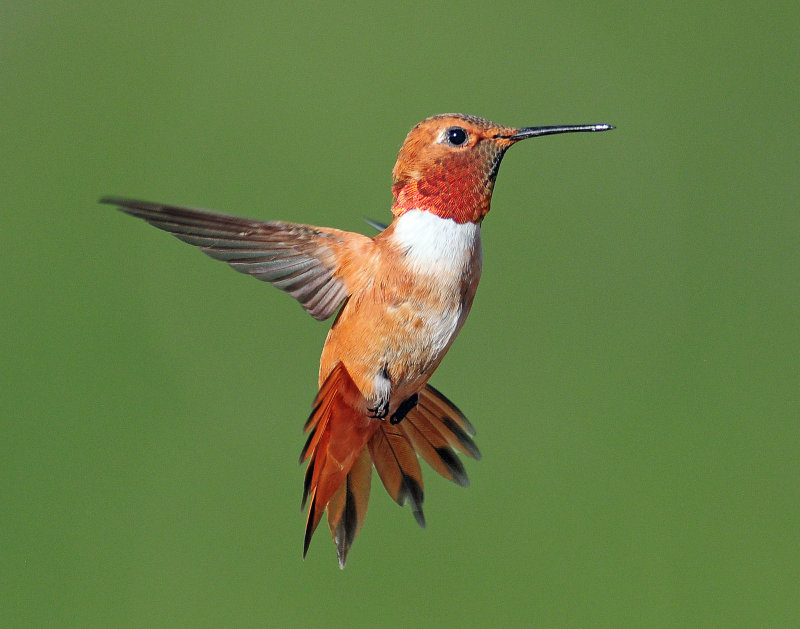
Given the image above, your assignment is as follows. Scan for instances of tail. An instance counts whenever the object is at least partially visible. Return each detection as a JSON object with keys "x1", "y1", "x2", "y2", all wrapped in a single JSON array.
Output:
[{"x1": 300, "y1": 364, "x2": 481, "y2": 568}]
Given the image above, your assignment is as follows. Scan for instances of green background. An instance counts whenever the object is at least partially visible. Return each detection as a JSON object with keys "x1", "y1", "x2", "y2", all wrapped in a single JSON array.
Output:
[{"x1": 3, "y1": 2, "x2": 798, "y2": 626}]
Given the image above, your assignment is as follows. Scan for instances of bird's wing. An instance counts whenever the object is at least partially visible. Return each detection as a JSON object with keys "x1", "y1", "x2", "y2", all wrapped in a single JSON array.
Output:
[
  {"x1": 363, "y1": 217, "x2": 388, "y2": 232},
  {"x1": 102, "y1": 197, "x2": 371, "y2": 321}
]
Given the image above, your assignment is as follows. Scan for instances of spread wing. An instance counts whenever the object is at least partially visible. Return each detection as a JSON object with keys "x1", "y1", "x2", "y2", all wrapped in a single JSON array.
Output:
[{"x1": 102, "y1": 197, "x2": 369, "y2": 321}]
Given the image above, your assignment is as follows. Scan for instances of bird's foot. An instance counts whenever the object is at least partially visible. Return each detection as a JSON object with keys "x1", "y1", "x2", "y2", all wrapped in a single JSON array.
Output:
[{"x1": 367, "y1": 402, "x2": 389, "y2": 419}]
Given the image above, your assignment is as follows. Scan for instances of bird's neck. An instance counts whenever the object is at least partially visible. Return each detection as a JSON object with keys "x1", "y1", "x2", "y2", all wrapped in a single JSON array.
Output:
[{"x1": 390, "y1": 165, "x2": 495, "y2": 224}]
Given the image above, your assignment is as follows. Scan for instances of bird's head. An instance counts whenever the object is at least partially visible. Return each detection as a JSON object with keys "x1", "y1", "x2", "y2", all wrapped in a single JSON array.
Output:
[{"x1": 391, "y1": 113, "x2": 612, "y2": 223}]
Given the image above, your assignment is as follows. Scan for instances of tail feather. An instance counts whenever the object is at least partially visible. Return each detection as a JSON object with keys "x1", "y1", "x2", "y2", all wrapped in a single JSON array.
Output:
[
  {"x1": 416, "y1": 388, "x2": 481, "y2": 460},
  {"x1": 402, "y1": 412, "x2": 469, "y2": 487},
  {"x1": 422, "y1": 384, "x2": 478, "y2": 436},
  {"x1": 327, "y1": 447, "x2": 372, "y2": 568},
  {"x1": 300, "y1": 456, "x2": 314, "y2": 510},
  {"x1": 299, "y1": 377, "x2": 339, "y2": 467},
  {"x1": 303, "y1": 372, "x2": 341, "y2": 433},
  {"x1": 301, "y1": 363, "x2": 378, "y2": 559},
  {"x1": 369, "y1": 423, "x2": 426, "y2": 528}
]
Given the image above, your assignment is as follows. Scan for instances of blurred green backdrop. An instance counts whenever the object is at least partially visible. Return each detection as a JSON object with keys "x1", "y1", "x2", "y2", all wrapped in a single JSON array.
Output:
[{"x1": 2, "y1": 2, "x2": 798, "y2": 627}]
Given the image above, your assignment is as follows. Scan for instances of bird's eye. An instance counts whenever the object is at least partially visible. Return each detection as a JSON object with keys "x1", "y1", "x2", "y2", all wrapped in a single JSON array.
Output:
[{"x1": 444, "y1": 126, "x2": 468, "y2": 146}]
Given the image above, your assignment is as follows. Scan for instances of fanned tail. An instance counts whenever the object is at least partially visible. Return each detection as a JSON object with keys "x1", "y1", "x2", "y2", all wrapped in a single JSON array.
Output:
[{"x1": 300, "y1": 375, "x2": 480, "y2": 567}]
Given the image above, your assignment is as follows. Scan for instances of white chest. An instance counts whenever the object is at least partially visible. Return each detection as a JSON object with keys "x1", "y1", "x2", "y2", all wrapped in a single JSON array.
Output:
[
  {"x1": 391, "y1": 209, "x2": 483, "y2": 279},
  {"x1": 388, "y1": 210, "x2": 483, "y2": 364}
]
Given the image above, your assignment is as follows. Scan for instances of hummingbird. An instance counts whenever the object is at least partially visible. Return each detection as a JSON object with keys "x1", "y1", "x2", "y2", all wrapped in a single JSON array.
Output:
[{"x1": 103, "y1": 113, "x2": 613, "y2": 567}]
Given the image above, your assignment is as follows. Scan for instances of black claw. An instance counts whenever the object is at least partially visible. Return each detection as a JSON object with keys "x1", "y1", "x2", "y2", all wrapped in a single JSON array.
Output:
[
  {"x1": 367, "y1": 403, "x2": 388, "y2": 419},
  {"x1": 390, "y1": 393, "x2": 419, "y2": 425}
]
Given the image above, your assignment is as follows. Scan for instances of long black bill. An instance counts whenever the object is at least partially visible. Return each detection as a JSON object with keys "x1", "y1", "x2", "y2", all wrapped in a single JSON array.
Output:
[{"x1": 506, "y1": 123, "x2": 614, "y2": 141}]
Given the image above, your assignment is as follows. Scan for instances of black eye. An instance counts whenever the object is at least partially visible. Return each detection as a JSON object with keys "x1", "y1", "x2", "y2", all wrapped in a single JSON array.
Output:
[{"x1": 445, "y1": 126, "x2": 468, "y2": 146}]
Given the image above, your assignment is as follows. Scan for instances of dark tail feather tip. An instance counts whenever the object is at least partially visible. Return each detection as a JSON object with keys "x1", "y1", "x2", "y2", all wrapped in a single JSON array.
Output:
[{"x1": 303, "y1": 504, "x2": 316, "y2": 558}]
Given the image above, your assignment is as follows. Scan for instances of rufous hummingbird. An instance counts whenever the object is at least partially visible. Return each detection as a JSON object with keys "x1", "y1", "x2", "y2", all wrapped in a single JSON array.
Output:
[{"x1": 103, "y1": 113, "x2": 613, "y2": 567}]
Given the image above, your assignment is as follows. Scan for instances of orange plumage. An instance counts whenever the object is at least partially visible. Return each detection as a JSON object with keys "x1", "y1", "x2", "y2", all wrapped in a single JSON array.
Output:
[{"x1": 104, "y1": 113, "x2": 612, "y2": 567}]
